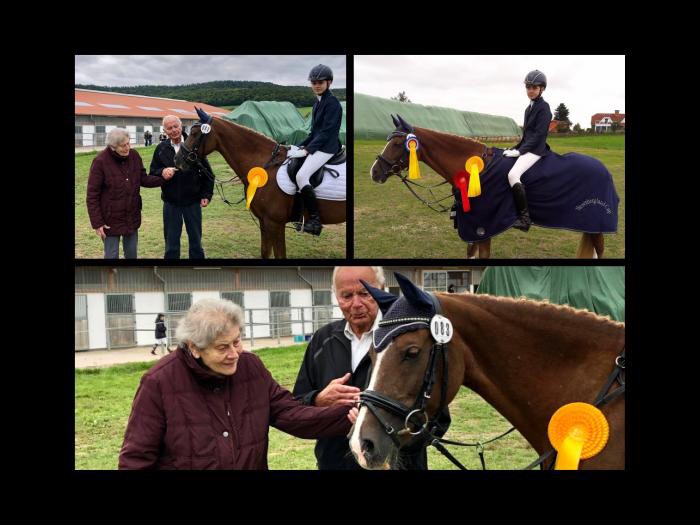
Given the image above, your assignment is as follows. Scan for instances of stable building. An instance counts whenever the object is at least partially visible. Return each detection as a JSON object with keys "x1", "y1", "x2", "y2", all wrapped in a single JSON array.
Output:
[
  {"x1": 75, "y1": 89, "x2": 230, "y2": 147},
  {"x1": 74, "y1": 266, "x2": 485, "y2": 351}
]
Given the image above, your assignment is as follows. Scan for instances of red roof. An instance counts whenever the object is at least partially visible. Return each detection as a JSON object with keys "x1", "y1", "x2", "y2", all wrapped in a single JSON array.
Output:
[
  {"x1": 74, "y1": 89, "x2": 230, "y2": 119},
  {"x1": 549, "y1": 120, "x2": 560, "y2": 132},
  {"x1": 590, "y1": 112, "x2": 626, "y2": 126}
]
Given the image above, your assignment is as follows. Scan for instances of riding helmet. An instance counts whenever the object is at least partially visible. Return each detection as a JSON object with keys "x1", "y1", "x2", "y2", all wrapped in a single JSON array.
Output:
[
  {"x1": 524, "y1": 70, "x2": 547, "y2": 88},
  {"x1": 309, "y1": 64, "x2": 333, "y2": 82}
]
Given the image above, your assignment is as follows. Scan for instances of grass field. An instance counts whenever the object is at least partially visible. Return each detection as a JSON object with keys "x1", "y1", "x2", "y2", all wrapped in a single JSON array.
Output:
[
  {"x1": 354, "y1": 134, "x2": 625, "y2": 258},
  {"x1": 75, "y1": 344, "x2": 536, "y2": 470},
  {"x1": 75, "y1": 145, "x2": 345, "y2": 259}
]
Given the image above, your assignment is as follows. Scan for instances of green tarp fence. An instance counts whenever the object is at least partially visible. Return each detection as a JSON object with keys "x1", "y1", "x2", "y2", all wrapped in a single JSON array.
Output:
[
  {"x1": 223, "y1": 100, "x2": 346, "y2": 145},
  {"x1": 477, "y1": 267, "x2": 624, "y2": 321},
  {"x1": 354, "y1": 92, "x2": 522, "y2": 141}
]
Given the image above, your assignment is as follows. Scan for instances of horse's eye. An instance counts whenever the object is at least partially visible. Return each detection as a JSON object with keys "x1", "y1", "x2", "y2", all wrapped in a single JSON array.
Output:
[{"x1": 403, "y1": 347, "x2": 421, "y2": 361}]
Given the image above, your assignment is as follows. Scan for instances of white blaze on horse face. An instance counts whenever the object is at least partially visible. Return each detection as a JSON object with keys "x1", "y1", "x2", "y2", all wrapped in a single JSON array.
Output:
[
  {"x1": 349, "y1": 344, "x2": 388, "y2": 467},
  {"x1": 370, "y1": 141, "x2": 393, "y2": 181}
]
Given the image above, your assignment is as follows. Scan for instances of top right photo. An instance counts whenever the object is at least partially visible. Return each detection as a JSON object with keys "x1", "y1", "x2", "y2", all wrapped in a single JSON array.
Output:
[{"x1": 354, "y1": 55, "x2": 624, "y2": 259}]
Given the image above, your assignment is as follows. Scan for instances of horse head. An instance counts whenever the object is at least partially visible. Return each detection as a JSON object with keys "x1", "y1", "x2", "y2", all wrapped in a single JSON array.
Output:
[
  {"x1": 370, "y1": 114, "x2": 416, "y2": 183},
  {"x1": 174, "y1": 107, "x2": 217, "y2": 170},
  {"x1": 349, "y1": 272, "x2": 464, "y2": 469}
]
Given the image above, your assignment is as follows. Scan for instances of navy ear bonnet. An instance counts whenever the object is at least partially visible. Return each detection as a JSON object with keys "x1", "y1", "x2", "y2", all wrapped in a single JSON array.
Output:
[{"x1": 361, "y1": 272, "x2": 441, "y2": 352}]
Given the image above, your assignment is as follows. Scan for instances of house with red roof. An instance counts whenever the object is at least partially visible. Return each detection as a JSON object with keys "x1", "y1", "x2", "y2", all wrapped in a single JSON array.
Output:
[{"x1": 591, "y1": 110, "x2": 625, "y2": 133}]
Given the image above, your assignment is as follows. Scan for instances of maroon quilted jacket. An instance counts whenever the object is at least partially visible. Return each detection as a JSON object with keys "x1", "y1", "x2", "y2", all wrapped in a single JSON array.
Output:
[
  {"x1": 86, "y1": 147, "x2": 163, "y2": 236},
  {"x1": 118, "y1": 347, "x2": 351, "y2": 470}
]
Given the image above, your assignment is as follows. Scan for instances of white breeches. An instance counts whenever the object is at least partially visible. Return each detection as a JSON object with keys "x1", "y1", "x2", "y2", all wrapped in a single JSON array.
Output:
[
  {"x1": 295, "y1": 151, "x2": 335, "y2": 188},
  {"x1": 507, "y1": 152, "x2": 542, "y2": 186}
]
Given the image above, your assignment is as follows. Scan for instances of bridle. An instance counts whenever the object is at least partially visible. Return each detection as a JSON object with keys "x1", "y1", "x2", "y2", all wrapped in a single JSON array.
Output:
[
  {"x1": 358, "y1": 295, "x2": 626, "y2": 470},
  {"x1": 374, "y1": 130, "x2": 497, "y2": 213}
]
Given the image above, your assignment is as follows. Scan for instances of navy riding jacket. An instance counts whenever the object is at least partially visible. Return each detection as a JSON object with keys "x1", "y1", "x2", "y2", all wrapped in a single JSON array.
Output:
[
  {"x1": 514, "y1": 96, "x2": 552, "y2": 156},
  {"x1": 299, "y1": 90, "x2": 342, "y2": 155}
]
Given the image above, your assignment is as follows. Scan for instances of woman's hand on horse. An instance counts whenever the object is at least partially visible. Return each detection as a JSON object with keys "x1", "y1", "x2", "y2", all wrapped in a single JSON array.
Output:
[
  {"x1": 95, "y1": 225, "x2": 110, "y2": 240},
  {"x1": 347, "y1": 407, "x2": 359, "y2": 424},
  {"x1": 315, "y1": 373, "x2": 361, "y2": 407},
  {"x1": 200, "y1": 199, "x2": 209, "y2": 208},
  {"x1": 162, "y1": 168, "x2": 176, "y2": 180}
]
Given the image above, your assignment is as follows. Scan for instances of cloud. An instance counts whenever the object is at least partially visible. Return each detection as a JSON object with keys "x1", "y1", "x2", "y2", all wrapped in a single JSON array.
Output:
[
  {"x1": 75, "y1": 55, "x2": 347, "y2": 88},
  {"x1": 354, "y1": 55, "x2": 625, "y2": 129}
]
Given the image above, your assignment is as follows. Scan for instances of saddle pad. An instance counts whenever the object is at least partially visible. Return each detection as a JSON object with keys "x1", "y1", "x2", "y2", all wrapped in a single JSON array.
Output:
[
  {"x1": 276, "y1": 161, "x2": 346, "y2": 201},
  {"x1": 454, "y1": 148, "x2": 619, "y2": 242}
]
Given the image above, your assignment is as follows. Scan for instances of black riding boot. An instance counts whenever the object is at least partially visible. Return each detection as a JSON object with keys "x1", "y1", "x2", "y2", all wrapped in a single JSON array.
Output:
[
  {"x1": 151, "y1": 345, "x2": 157, "y2": 355},
  {"x1": 299, "y1": 185, "x2": 323, "y2": 236},
  {"x1": 511, "y1": 182, "x2": 532, "y2": 232}
]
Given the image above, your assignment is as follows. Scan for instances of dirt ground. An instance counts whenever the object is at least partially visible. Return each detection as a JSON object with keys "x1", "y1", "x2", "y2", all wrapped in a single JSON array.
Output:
[{"x1": 75, "y1": 336, "x2": 297, "y2": 369}]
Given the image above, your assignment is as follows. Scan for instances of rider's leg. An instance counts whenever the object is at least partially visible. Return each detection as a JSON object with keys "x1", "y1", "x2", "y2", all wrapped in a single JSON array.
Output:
[
  {"x1": 294, "y1": 151, "x2": 334, "y2": 235},
  {"x1": 507, "y1": 153, "x2": 541, "y2": 232}
]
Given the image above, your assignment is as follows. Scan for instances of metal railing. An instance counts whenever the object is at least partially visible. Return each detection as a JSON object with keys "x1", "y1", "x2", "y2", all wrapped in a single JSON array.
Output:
[
  {"x1": 98, "y1": 306, "x2": 342, "y2": 351},
  {"x1": 75, "y1": 132, "x2": 164, "y2": 148}
]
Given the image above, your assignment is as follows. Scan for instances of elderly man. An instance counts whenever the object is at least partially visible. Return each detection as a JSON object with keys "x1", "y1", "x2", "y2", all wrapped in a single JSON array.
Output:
[
  {"x1": 293, "y1": 266, "x2": 451, "y2": 469},
  {"x1": 149, "y1": 115, "x2": 214, "y2": 259}
]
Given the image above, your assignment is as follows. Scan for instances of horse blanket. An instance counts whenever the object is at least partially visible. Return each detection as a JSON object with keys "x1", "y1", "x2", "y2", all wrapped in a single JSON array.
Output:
[{"x1": 453, "y1": 148, "x2": 619, "y2": 242}]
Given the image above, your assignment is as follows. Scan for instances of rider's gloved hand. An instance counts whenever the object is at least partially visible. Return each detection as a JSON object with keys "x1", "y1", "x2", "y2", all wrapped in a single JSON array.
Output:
[
  {"x1": 287, "y1": 146, "x2": 308, "y2": 158},
  {"x1": 503, "y1": 149, "x2": 521, "y2": 158}
]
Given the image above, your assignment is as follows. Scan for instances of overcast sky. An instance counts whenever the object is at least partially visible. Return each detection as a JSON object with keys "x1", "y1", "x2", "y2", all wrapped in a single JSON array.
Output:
[
  {"x1": 75, "y1": 55, "x2": 346, "y2": 88},
  {"x1": 354, "y1": 55, "x2": 624, "y2": 129}
]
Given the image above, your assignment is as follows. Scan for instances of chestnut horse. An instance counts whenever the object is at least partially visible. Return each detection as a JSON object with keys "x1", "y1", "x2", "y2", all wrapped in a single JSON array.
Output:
[
  {"x1": 349, "y1": 274, "x2": 625, "y2": 470},
  {"x1": 370, "y1": 115, "x2": 607, "y2": 258},
  {"x1": 174, "y1": 108, "x2": 346, "y2": 258}
]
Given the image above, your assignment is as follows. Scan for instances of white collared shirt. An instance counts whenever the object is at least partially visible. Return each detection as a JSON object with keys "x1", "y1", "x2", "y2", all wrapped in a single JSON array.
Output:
[
  {"x1": 343, "y1": 310, "x2": 383, "y2": 372},
  {"x1": 170, "y1": 139, "x2": 181, "y2": 154}
]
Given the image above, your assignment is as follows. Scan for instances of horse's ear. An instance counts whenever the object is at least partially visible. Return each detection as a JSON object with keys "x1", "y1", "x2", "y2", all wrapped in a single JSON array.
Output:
[
  {"x1": 391, "y1": 114, "x2": 400, "y2": 128},
  {"x1": 195, "y1": 106, "x2": 212, "y2": 123},
  {"x1": 360, "y1": 279, "x2": 398, "y2": 315},
  {"x1": 396, "y1": 114, "x2": 414, "y2": 133},
  {"x1": 395, "y1": 272, "x2": 433, "y2": 311}
]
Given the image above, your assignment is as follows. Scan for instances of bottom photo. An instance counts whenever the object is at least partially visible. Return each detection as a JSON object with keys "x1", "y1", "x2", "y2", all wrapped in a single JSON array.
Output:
[{"x1": 74, "y1": 265, "x2": 625, "y2": 470}]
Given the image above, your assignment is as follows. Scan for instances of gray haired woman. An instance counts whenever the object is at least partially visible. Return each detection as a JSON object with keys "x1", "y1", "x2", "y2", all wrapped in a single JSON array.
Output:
[
  {"x1": 119, "y1": 298, "x2": 352, "y2": 469},
  {"x1": 86, "y1": 128, "x2": 171, "y2": 258}
]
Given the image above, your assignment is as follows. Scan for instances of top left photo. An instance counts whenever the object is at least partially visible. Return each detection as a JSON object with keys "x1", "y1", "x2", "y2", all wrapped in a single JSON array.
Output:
[{"x1": 75, "y1": 55, "x2": 347, "y2": 260}]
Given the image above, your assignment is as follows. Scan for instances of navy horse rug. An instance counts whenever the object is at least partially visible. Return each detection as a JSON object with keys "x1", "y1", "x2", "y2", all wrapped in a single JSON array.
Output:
[{"x1": 454, "y1": 148, "x2": 619, "y2": 242}]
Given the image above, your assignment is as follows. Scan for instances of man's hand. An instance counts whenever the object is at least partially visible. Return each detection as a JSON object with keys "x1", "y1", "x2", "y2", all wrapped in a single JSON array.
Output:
[
  {"x1": 200, "y1": 198, "x2": 209, "y2": 208},
  {"x1": 315, "y1": 373, "x2": 360, "y2": 407},
  {"x1": 95, "y1": 225, "x2": 110, "y2": 240},
  {"x1": 162, "y1": 167, "x2": 176, "y2": 180},
  {"x1": 347, "y1": 407, "x2": 359, "y2": 424}
]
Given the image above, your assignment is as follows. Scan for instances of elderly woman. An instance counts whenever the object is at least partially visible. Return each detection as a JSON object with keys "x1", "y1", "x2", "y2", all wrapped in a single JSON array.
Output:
[
  {"x1": 118, "y1": 298, "x2": 352, "y2": 470},
  {"x1": 86, "y1": 128, "x2": 170, "y2": 259}
]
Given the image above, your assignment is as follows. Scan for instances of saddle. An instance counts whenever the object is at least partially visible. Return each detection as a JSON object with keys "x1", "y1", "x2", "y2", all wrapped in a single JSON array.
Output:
[{"x1": 286, "y1": 146, "x2": 346, "y2": 189}]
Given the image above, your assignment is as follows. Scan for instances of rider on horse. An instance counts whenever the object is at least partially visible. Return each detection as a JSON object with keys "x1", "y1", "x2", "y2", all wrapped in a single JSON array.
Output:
[
  {"x1": 503, "y1": 70, "x2": 552, "y2": 232},
  {"x1": 286, "y1": 64, "x2": 343, "y2": 235}
]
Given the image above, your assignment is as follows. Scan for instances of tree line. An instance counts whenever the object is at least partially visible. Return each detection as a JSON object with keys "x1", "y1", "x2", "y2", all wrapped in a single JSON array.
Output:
[{"x1": 76, "y1": 80, "x2": 346, "y2": 108}]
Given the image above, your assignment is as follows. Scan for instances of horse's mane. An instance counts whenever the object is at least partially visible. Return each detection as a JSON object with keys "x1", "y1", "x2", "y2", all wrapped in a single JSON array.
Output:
[
  {"x1": 415, "y1": 126, "x2": 487, "y2": 149},
  {"x1": 445, "y1": 292, "x2": 624, "y2": 330},
  {"x1": 215, "y1": 117, "x2": 278, "y2": 146}
]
